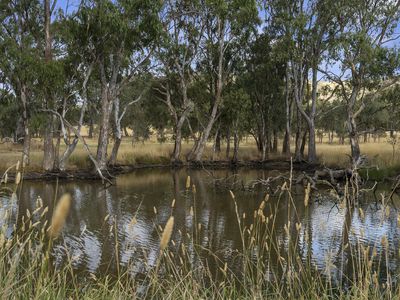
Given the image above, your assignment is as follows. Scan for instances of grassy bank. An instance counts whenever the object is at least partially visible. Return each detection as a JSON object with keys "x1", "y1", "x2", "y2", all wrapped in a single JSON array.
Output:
[
  {"x1": 1, "y1": 137, "x2": 400, "y2": 174},
  {"x1": 0, "y1": 166, "x2": 399, "y2": 299}
]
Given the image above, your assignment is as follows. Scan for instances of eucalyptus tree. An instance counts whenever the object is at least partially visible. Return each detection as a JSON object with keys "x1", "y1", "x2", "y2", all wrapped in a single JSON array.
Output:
[
  {"x1": 242, "y1": 33, "x2": 286, "y2": 160},
  {"x1": 45, "y1": 10, "x2": 97, "y2": 171},
  {"x1": 0, "y1": 90, "x2": 19, "y2": 140},
  {"x1": 108, "y1": 76, "x2": 151, "y2": 166},
  {"x1": 155, "y1": 0, "x2": 203, "y2": 164},
  {"x1": 41, "y1": 0, "x2": 58, "y2": 171},
  {"x1": 188, "y1": 0, "x2": 259, "y2": 162},
  {"x1": 266, "y1": 0, "x2": 336, "y2": 162},
  {"x1": 221, "y1": 82, "x2": 251, "y2": 162},
  {"x1": 72, "y1": 0, "x2": 161, "y2": 171},
  {"x1": 321, "y1": 0, "x2": 400, "y2": 167},
  {"x1": 0, "y1": 0, "x2": 42, "y2": 167}
]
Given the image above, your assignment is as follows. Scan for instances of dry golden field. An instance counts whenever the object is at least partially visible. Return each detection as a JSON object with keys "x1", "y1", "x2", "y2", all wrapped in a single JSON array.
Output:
[{"x1": 0, "y1": 134, "x2": 399, "y2": 173}]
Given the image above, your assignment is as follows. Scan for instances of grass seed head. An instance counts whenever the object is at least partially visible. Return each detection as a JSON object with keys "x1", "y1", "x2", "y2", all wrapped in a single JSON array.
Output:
[
  {"x1": 48, "y1": 194, "x2": 72, "y2": 239},
  {"x1": 304, "y1": 182, "x2": 311, "y2": 207},
  {"x1": 160, "y1": 216, "x2": 174, "y2": 251},
  {"x1": 15, "y1": 172, "x2": 21, "y2": 185},
  {"x1": 186, "y1": 176, "x2": 191, "y2": 189}
]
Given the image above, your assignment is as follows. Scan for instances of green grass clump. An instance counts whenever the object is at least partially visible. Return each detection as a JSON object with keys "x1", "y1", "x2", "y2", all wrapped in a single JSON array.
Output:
[
  {"x1": 359, "y1": 165, "x2": 400, "y2": 181},
  {"x1": 133, "y1": 154, "x2": 171, "y2": 165},
  {"x1": 68, "y1": 154, "x2": 93, "y2": 169}
]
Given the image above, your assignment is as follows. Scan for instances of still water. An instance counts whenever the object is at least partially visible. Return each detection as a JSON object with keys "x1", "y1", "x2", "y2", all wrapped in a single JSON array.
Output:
[{"x1": 2, "y1": 168, "x2": 400, "y2": 281}]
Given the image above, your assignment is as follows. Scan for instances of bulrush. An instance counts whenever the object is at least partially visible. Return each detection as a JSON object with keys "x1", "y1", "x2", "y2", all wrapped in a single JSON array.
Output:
[
  {"x1": 304, "y1": 182, "x2": 311, "y2": 207},
  {"x1": 186, "y1": 176, "x2": 191, "y2": 190},
  {"x1": 48, "y1": 194, "x2": 72, "y2": 239},
  {"x1": 15, "y1": 172, "x2": 21, "y2": 185},
  {"x1": 160, "y1": 216, "x2": 174, "y2": 251}
]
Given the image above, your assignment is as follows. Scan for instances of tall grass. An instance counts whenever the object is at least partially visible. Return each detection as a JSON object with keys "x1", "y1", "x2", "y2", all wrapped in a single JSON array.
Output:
[{"x1": 0, "y1": 167, "x2": 399, "y2": 299}]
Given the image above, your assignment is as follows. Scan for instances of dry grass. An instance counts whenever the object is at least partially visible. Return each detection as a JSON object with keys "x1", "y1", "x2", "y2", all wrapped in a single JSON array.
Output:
[
  {"x1": 0, "y1": 136, "x2": 399, "y2": 172},
  {"x1": 316, "y1": 142, "x2": 400, "y2": 168},
  {"x1": 0, "y1": 165, "x2": 399, "y2": 299}
]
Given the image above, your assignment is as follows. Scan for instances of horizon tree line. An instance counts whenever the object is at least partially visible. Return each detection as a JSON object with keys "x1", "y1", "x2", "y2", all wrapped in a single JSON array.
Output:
[{"x1": 0, "y1": 0, "x2": 399, "y2": 174}]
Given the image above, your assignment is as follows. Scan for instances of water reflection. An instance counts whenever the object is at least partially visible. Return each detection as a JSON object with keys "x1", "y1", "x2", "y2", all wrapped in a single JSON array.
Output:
[{"x1": 1, "y1": 168, "x2": 400, "y2": 282}]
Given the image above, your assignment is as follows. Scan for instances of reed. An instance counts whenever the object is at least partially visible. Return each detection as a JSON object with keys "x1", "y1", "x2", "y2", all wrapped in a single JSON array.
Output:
[
  {"x1": 0, "y1": 164, "x2": 399, "y2": 299},
  {"x1": 160, "y1": 216, "x2": 174, "y2": 251},
  {"x1": 48, "y1": 193, "x2": 72, "y2": 239}
]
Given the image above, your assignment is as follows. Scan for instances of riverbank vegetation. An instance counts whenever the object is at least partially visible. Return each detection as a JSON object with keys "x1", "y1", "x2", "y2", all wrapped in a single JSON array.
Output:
[
  {"x1": 2, "y1": 137, "x2": 400, "y2": 176},
  {"x1": 1, "y1": 0, "x2": 400, "y2": 178}
]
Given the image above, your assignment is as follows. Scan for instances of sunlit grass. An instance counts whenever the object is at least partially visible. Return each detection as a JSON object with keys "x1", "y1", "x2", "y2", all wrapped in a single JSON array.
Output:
[{"x1": 0, "y1": 135, "x2": 399, "y2": 172}]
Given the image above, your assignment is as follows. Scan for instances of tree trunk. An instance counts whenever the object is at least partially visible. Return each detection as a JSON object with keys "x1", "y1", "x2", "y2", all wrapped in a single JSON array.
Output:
[
  {"x1": 294, "y1": 108, "x2": 302, "y2": 161},
  {"x1": 283, "y1": 65, "x2": 291, "y2": 156},
  {"x1": 88, "y1": 118, "x2": 94, "y2": 138},
  {"x1": 96, "y1": 85, "x2": 113, "y2": 171},
  {"x1": 109, "y1": 96, "x2": 123, "y2": 167},
  {"x1": 171, "y1": 119, "x2": 185, "y2": 164},
  {"x1": 305, "y1": 64, "x2": 318, "y2": 163},
  {"x1": 347, "y1": 86, "x2": 362, "y2": 167},
  {"x1": 348, "y1": 114, "x2": 361, "y2": 166},
  {"x1": 232, "y1": 130, "x2": 239, "y2": 162},
  {"x1": 59, "y1": 139, "x2": 78, "y2": 171},
  {"x1": 192, "y1": 102, "x2": 220, "y2": 161},
  {"x1": 190, "y1": 18, "x2": 225, "y2": 162},
  {"x1": 109, "y1": 137, "x2": 121, "y2": 166},
  {"x1": 307, "y1": 120, "x2": 317, "y2": 162},
  {"x1": 43, "y1": 118, "x2": 55, "y2": 171},
  {"x1": 272, "y1": 129, "x2": 278, "y2": 153},
  {"x1": 261, "y1": 137, "x2": 268, "y2": 161},
  {"x1": 300, "y1": 129, "x2": 307, "y2": 158},
  {"x1": 53, "y1": 124, "x2": 61, "y2": 170},
  {"x1": 21, "y1": 85, "x2": 30, "y2": 167},
  {"x1": 226, "y1": 129, "x2": 231, "y2": 160},
  {"x1": 215, "y1": 128, "x2": 221, "y2": 153},
  {"x1": 42, "y1": 0, "x2": 55, "y2": 172},
  {"x1": 211, "y1": 126, "x2": 220, "y2": 161}
]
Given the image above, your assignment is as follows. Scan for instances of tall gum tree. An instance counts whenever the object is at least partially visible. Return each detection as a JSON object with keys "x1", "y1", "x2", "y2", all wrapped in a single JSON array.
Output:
[
  {"x1": 155, "y1": 0, "x2": 203, "y2": 164},
  {"x1": 0, "y1": 0, "x2": 42, "y2": 167},
  {"x1": 188, "y1": 0, "x2": 259, "y2": 162},
  {"x1": 321, "y1": 0, "x2": 400, "y2": 167},
  {"x1": 243, "y1": 33, "x2": 286, "y2": 160},
  {"x1": 42, "y1": 0, "x2": 58, "y2": 171},
  {"x1": 266, "y1": 0, "x2": 336, "y2": 163},
  {"x1": 73, "y1": 0, "x2": 161, "y2": 171}
]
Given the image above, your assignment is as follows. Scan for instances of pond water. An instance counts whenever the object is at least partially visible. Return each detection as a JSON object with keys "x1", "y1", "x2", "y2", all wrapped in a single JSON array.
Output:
[{"x1": 1, "y1": 168, "x2": 400, "y2": 283}]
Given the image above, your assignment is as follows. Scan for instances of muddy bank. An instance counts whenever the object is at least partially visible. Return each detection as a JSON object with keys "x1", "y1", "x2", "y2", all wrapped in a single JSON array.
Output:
[{"x1": 0, "y1": 159, "x2": 321, "y2": 182}]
